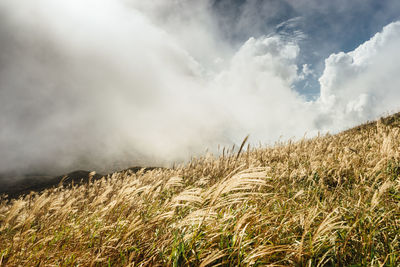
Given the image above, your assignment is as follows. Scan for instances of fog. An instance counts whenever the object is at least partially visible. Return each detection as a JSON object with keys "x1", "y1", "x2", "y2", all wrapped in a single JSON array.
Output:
[{"x1": 0, "y1": 0, "x2": 400, "y2": 177}]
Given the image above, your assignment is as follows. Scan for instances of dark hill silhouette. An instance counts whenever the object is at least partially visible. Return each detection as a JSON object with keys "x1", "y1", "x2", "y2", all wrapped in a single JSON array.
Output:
[{"x1": 0, "y1": 167, "x2": 159, "y2": 200}]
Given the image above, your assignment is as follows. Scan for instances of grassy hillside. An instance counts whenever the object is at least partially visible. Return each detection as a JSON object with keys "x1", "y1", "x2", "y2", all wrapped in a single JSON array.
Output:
[{"x1": 1, "y1": 114, "x2": 400, "y2": 266}]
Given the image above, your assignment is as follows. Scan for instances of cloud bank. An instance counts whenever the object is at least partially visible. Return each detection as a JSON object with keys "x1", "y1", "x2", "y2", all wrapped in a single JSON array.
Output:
[
  {"x1": 0, "y1": 0, "x2": 399, "y2": 175},
  {"x1": 318, "y1": 21, "x2": 400, "y2": 129}
]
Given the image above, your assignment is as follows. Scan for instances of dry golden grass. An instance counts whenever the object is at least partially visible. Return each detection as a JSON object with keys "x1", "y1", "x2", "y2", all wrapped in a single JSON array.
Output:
[{"x1": 1, "y1": 114, "x2": 400, "y2": 266}]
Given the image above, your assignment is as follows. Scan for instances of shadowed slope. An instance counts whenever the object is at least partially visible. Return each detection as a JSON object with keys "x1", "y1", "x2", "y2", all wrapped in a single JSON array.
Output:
[{"x1": 0, "y1": 167, "x2": 159, "y2": 199}]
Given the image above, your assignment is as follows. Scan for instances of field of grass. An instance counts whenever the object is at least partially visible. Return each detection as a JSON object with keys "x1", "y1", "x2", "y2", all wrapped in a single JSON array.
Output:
[{"x1": 1, "y1": 114, "x2": 400, "y2": 266}]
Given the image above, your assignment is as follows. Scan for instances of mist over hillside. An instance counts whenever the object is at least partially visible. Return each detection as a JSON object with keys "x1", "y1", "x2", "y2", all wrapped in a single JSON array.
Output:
[{"x1": 1, "y1": 0, "x2": 400, "y2": 177}]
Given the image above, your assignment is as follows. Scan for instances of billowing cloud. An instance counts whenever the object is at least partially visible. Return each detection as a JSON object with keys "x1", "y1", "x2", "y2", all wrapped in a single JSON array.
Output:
[
  {"x1": 0, "y1": 0, "x2": 222, "y2": 174},
  {"x1": 211, "y1": 36, "x2": 315, "y2": 142},
  {"x1": 317, "y1": 21, "x2": 400, "y2": 129},
  {"x1": 212, "y1": 0, "x2": 400, "y2": 95},
  {"x1": 0, "y1": 0, "x2": 400, "y2": 178}
]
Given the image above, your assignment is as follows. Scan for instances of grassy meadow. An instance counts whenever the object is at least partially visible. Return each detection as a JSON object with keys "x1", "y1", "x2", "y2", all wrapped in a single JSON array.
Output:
[{"x1": 1, "y1": 114, "x2": 400, "y2": 266}]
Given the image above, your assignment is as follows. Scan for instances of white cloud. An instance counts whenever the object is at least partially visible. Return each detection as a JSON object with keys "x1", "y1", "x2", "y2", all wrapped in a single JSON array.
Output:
[
  {"x1": 211, "y1": 36, "x2": 315, "y2": 143},
  {"x1": 0, "y1": 0, "x2": 221, "y2": 173},
  {"x1": 317, "y1": 21, "x2": 400, "y2": 129},
  {"x1": 0, "y1": 0, "x2": 400, "y2": 176}
]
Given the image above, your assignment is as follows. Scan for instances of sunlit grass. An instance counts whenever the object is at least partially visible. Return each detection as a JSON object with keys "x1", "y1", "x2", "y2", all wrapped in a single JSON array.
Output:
[{"x1": 1, "y1": 114, "x2": 400, "y2": 266}]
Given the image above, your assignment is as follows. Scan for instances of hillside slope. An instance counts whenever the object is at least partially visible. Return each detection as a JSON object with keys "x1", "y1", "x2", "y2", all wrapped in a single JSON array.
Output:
[{"x1": 1, "y1": 113, "x2": 400, "y2": 266}]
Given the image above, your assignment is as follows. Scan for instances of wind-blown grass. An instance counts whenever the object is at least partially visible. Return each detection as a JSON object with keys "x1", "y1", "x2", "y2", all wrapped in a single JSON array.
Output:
[{"x1": 1, "y1": 114, "x2": 400, "y2": 266}]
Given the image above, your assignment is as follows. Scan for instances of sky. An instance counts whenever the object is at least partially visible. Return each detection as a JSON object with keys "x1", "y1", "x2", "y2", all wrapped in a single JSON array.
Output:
[{"x1": 1, "y1": 0, "x2": 400, "y2": 175}]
